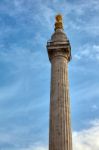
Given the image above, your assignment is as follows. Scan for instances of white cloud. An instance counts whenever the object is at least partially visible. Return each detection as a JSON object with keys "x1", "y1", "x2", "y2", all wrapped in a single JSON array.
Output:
[
  {"x1": 0, "y1": 0, "x2": 99, "y2": 40},
  {"x1": 73, "y1": 44, "x2": 99, "y2": 61},
  {"x1": 60, "y1": 0, "x2": 99, "y2": 35},
  {"x1": 1, "y1": 119, "x2": 99, "y2": 150},
  {"x1": 20, "y1": 119, "x2": 99, "y2": 150},
  {"x1": 73, "y1": 120, "x2": 99, "y2": 150},
  {"x1": 21, "y1": 120, "x2": 99, "y2": 150}
]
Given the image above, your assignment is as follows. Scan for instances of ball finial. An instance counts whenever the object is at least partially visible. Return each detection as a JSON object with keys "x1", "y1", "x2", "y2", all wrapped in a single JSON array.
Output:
[
  {"x1": 56, "y1": 14, "x2": 62, "y2": 22},
  {"x1": 55, "y1": 14, "x2": 63, "y2": 31}
]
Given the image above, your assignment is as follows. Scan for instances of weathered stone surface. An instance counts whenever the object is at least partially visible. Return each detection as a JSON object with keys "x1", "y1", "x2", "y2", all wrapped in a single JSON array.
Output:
[
  {"x1": 49, "y1": 57, "x2": 72, "y2": 150},
  {"x1": 47, "y1": 16, "x2": 72, "y2": 150}
]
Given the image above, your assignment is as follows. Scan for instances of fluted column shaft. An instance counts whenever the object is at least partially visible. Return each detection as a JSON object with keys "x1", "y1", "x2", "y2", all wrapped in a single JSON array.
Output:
[{"x1": 49, "y1": 56, "x2": 72, "y2": 150}]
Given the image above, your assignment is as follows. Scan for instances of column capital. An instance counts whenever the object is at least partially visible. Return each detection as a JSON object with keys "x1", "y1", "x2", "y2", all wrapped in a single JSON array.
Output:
[
  {"x1": 47, "y1": 15, "x2": 71, "y2": 62},
  {"x1": 47, "y1": 41, "x2": 71, "y2": 62}
]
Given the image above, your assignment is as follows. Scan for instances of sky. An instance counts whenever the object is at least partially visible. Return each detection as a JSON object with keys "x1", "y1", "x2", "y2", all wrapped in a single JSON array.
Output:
[{"x1": 0, "y1": 0, "x2": 99, "y2": 149}]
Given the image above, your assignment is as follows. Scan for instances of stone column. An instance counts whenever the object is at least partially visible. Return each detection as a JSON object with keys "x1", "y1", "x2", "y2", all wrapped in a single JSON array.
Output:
[
  {"x1": 47, "y1": 14, "x2": 72, "y2": 150},
  {"x1": 49, "y1": 55, "x2": 72, "y2": 150}
]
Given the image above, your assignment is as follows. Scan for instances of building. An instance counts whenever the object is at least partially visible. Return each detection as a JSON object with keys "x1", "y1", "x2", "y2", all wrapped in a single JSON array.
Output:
[{"x1": 47, "y1": 14, "x2": 72, "y2": 150}]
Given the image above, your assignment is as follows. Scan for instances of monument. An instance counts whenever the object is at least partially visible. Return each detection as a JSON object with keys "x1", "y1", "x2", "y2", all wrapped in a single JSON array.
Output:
[{"x1": 47, "y1": 14, "x2": 72, "y2": 150}]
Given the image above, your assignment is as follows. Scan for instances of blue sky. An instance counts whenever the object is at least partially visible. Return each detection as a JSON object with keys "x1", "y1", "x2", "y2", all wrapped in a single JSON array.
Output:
[{"x1": 0, "y1": 0, "x2": 99, "y2": 150}]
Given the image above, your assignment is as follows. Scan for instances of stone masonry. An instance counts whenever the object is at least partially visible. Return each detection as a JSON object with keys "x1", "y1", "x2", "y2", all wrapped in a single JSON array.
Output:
[{"x1": 47, "y1": 15, "x2": 72, "y2": 150}]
